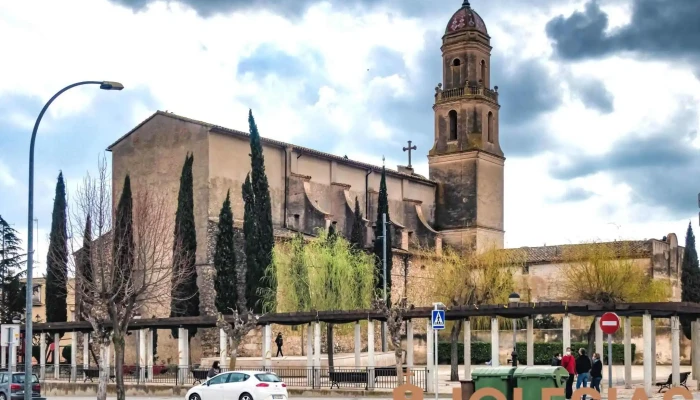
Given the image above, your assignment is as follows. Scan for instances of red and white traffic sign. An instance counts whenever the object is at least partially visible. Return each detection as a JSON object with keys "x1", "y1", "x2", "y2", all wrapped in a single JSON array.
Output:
[{"x1": 599, "y1": 312, "x2": 621, "y2": 335}]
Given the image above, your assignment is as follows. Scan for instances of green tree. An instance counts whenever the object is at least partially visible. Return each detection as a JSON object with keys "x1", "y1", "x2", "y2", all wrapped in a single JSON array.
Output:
[
  {"x1": 681, "y1": 223, "x2": 700, "y2": 339},
  {"x1": 242, "y1": 174, "x2": 259, "y2": 313},
  {"x1": 214, "y1": 190, "x2": 238, "y2": 313},
  {"x1": 170, "y1": 154, "x2": 199, "y2": 338},
  {"x1": 46, "y1": 172, "x2": 68, "y2": 324},
  {"x1": 350, "y1": 197, "x2": 365, "y2": 249},
  {"x1": 373, "y1": 166, "x2": 392, "y2": 305},
  {"x1": 76, "y1": 215, "x2": 93, "y2": 321},
  {"x1": 0, "y1": 215, "x2": 26, "y2": 323},
  {"x1": 247, "y1": 110, "x2": 275, "y2": 313}
]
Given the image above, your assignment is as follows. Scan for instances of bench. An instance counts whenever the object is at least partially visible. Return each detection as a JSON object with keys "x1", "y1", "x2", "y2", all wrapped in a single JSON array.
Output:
[
  {"x1": 655, "y1": 371, "x2": 690, "y2": 393},
  {"x1": 375, "y1": 366, "x2": 408, "y2": 378},
  {"x1": 191, "y1": 369, "x2": 209, "y2": 385},
  {"x1": 328, "y1": 371, "x2": 369, "y2": 389}
]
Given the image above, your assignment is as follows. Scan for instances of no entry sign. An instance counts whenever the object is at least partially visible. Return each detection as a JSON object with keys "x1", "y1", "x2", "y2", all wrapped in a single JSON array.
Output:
[{"x1": 599, "y1": 312, "x2": 621, "y2": 335}]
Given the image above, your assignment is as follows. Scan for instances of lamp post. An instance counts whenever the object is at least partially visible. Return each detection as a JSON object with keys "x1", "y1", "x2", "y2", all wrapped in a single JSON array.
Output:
[
  {"x1": 508, "y1": 292, "x2": 520, "y2": 367},
  {"x1": 24, "y1": 81, "x2": 124, "y2": 400}
]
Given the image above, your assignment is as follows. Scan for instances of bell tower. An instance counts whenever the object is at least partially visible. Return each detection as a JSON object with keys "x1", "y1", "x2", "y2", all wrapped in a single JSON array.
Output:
[{"x1": 428, "y1": 0, "x2": 504, "y2": 252}]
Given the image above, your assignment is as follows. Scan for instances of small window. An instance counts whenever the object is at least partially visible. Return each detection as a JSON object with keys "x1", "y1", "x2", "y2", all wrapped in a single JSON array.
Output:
[
  {"x1": 230, "y1": 373, "x2": 250, "y2": 383},
  {"x1": 480, "y1": 60, "x2": 486, "y2": 85},
  {"x1": 487, "y1": 112, "x2": 494, "y2": 143},
  {"x1": 208, "y1": 373, "x2": 230, "y2": 385},
  {"x1": 452, "y1": 58, "x2": 461, "y2": 67},
  {"x1": 255, "y1": 373, "x2": 282, "y2": 383},
  {"x1": 448, "y1": 110, "x2": 458, "y2": 141}
]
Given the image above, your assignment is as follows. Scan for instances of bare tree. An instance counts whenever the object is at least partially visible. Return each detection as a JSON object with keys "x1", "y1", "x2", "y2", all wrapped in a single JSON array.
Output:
[
  {"x1": 59, "y1": 157, "x2": 195, "y2": 400},
  {"x1": 215, "y1": 308, "x2": 258, "y2": 370},
  {"x1": 372, "y1": 296, "x2": 410, "y2": 385}
]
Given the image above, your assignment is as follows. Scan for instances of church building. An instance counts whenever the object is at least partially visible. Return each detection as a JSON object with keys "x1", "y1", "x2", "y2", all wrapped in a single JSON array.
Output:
[{"x1": 105, "y1": 0, "x2": 682, "y2": 360}]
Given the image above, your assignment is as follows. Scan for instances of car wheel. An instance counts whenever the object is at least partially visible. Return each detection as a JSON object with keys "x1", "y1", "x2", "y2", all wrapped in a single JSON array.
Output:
[
  {"x1": 189, "y1": 393, "x2": 201, "y2": 400},
  {"x1": 239, "y1": 393, "x2": 253, "y2": 400},
  {"x1": 1, "y1": 392, "x2": 6, "y2": 400}
]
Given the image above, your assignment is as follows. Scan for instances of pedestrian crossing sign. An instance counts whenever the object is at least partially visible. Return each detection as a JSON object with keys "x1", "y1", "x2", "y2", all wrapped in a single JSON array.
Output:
[{"x1": 431, "y1": 310, "x2": 445, "y2": 330}]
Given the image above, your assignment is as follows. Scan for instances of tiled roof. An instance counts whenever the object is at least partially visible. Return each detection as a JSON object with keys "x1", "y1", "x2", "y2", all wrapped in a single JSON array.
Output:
[
  {"x1": 107, "y1": 111, "x2": 435, "y2": 185},
  {"x1": 500, "y1": 240, "x2": 654, "y2": 264}
]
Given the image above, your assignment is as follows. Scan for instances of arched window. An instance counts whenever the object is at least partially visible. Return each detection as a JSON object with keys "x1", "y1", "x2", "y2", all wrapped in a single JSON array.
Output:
[
  {"x1": 451, "y1": 59, "x2": 462, "y2": 87},
  {"x1": 448, "y1": 110, "x2": 458, "y2": 141},
  {"x1": 452, "y1": 58, "x2": 461, "y2": 67},
  {"x1": 487, "y1": 111, "x2": 493, "y2": 143},
  {"x1": 480, "y1": 60, "x2": 486, "y2": 86}
]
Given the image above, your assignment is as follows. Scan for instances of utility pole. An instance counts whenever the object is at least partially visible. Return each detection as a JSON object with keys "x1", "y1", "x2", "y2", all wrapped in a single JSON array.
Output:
[{"x1": 381, "y1": 213, "x2": 387, "y2": 352}]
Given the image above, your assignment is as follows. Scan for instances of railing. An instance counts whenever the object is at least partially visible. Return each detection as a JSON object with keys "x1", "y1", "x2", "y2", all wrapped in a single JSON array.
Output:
[
  {"x1": 30, "y1": 364, "x2": 429, "y2": 391},
  {"x1": 437, "y1": 84, "x2": 498, "y2": 103}
]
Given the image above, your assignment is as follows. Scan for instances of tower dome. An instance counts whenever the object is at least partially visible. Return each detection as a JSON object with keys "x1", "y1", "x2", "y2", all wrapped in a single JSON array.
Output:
[{"x1": 445, "y1": 1, "x2": 488, "y2": 36}]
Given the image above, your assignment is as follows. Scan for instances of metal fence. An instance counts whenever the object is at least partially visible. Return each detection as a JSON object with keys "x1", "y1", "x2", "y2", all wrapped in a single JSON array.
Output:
[{"x1": 24, "y1": 364, "x2": 428, "y2": 391}]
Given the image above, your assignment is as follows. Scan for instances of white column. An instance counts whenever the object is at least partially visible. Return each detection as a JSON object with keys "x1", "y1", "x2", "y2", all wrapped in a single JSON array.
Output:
[
  {"x1": 354, "y1": 322, "x2": 361, "y2": 367},
  {"x1": 139, "y1": 329, "x2": 147, "y2": 382},
  {"x1": 643, "y1": 314, "x2": 652, "y2": 396},
  {"x1": 624, "y1": 317, "x2": 632, "y2": 388},
  {"x1": 490, "y1": 317, "x2": 499, "y2": 367},
  {"x1": 671, "y1": 316, "x2": 680, "y2": 386},
  {"x1": 262, "y1": 325, "x2": 272, "y2": 368},
  {"x1": 526, "y1": 317, "x2": 534, "y2": 366},
  {"x1": 71, "y1": 332, "x2": 77, "y2": 381},
  {"x1": 1, "y1": 344, "x2": 6, "y2": 369},
  {"x1": 39, "y1": 333, "x2": 46, "y2": 379},
  {"x1": 595, "y1": 317, "x2": 604, "y2": 359},
  {"x1": 464, "y1": 319, "x2": 471, "y2": 380},
  {"x1": 306, "y1": 324, "x2": 313, "y2": 368},
  {"x1": 220, "y1": 329, "x2": 228, "y2": 368},
  {"x1": 406, "y1": 321, "x2": 414, "y2": 367},
  {"x1": 146, "y1": 330, "x2": 154, "y2": 382},
  {"x1": 9, "y1": 340, "x2": 16, "y2": 373},
  {"x1": 82, "y1": 332, "x2": 89, "y2": 369},
  {"x1": 178, "y1": 328, "x2": 189, "y2": 385},
  {"x1": 313, "y1": 322, "x2": 321, "y2": 368},
  {"x1": 692, "y1": 320, "x2": 698, "y2": 385},
  {"x1": 54, "y1": 332, "x2": 60, "y2": 379},
  {"x1": 562, "y1": 314, "x2": 571, "y2": 354},
  {"x1": 650, "y1": 318, "x2": 656, "y2": 382},
  {"x1": 426, "y1": 320, "x2": 434, "y2": 393},
  {"x1": 367, "y1": 320, "x2": 375, "y2": 390}
]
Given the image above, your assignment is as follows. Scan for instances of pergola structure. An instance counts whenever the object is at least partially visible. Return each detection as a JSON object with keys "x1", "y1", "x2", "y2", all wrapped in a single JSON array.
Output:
[{"x1": 20, "y1": 301, "x2": 700, "y2": 395}]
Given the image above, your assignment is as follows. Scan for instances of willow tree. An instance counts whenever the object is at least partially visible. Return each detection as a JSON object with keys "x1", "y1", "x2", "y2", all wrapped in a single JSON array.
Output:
[
  {"x1": 429, "y1": 246, "x2": 524, "y2": 381},
  {"x1": 264, "y1": 229, "x2": 375, "y2": 368},
  {"x1": 560, "y1": 241, "x2": 670, "y2": 357}
]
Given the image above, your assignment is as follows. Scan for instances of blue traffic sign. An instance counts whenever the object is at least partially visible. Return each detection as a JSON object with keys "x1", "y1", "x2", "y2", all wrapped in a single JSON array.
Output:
[{"x1": 431, "y1": 309, "x2": 445, "y2": 330}]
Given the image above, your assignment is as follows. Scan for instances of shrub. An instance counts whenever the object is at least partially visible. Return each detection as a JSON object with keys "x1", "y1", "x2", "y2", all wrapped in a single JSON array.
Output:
[{"x1": 437, "y1": 341, "x2": 635, "y2": 365}]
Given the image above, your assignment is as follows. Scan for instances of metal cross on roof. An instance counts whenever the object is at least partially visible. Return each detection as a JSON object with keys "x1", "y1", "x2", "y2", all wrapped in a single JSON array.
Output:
[{"x1": 403, "y1": 140, "x2": 417, "y2": 168}]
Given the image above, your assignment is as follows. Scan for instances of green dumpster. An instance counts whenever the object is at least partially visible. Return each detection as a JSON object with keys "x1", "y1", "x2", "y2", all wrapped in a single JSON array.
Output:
[
  {"x1": 513, "y1": 366, "x2": 569, "y2": 400},
  {"x1": 472, "y1": 367, "x2": 517, "y2": 400}
]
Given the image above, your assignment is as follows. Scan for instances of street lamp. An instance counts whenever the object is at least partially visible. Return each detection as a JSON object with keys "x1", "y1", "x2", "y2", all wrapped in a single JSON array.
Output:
[
  {"x1": 24, "y1": 80, "x2": 124, "y2": 400},
  {"x1": 508, "y1": 293, "x2": 520, "y2": 367}
]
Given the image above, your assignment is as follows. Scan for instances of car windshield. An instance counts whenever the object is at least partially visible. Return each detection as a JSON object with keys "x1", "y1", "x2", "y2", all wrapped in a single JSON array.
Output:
[
  {"x1": 255, "y1": 373, "x2": 281, "y2": 383},
  {"x1": 12, "y1": 374, "x2": 39, "y2": 384}
]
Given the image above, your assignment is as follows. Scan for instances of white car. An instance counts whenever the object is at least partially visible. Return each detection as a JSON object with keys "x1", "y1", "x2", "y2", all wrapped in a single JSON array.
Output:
[{"x1": 185, "y1": 370, "x2": 288, "y2": 400}]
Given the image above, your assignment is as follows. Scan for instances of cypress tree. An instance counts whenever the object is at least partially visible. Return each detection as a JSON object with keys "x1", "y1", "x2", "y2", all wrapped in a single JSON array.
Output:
[
  {"x1": 681, "y1": 222, "x2": 700, "y2": 339},
  {"x1": 77, "y1": 215, "x2": 93, "y2": 321},
  {"x1": 350, "y1": 197, "x2": 365, "y2": 249},
  {"x1": 214, "y1": 190, "x2": 238, "y2": 313},
  {"x1": 46, "y1": 172, "x2": 68, "y2": 324},
  {"x1": 373, "y1": 166, "x2": 392, "y2": 305},
  {"x1": 242, "y1": 174, "x2": 260, "y2": 312},
  {"x1": 170, "y1": 154, "x2": 199, "y2": 338},
  {"x1": 247, "y1": 110, "x2": 275, "y2": 313},
  {"x1": 113, "y1": 175, "x2": 134, "y2": 305}
]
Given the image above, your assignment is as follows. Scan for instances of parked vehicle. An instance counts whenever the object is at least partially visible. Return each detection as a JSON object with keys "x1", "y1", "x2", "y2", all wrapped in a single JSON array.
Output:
[
  {"x1": 185, "y1": 370, "x2": 287, "y2": 400},
  {"x1": 0, "y1": 372, "x2": 44, "y2": 400}
]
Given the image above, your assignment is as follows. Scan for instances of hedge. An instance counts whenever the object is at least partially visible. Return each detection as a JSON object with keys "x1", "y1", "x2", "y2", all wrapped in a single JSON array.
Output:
[{"x1": 438, "y1": 342, "x2": 635, "y2": 365}]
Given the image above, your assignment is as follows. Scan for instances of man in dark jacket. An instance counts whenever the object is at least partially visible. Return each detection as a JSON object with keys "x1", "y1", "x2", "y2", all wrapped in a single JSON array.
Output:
[
  {"x1": 551, "y1": 353, "x2": 562, "y2": 366},
  {"x1": 275, "y1": 332, "x2": 284, "y2": 357},
  {"x1": 590, "y1": 352, "x2": 603, "y2": 393},
  {"x1": 575, "y1": 348, "x2": 592, "y2": 400}
]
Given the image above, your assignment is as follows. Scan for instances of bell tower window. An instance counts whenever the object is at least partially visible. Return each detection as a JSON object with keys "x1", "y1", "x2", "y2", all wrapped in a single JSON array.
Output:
[
  {"x1": 480, "y1": 60, "x2": 486, "y2": 86},
  {"x1": 448, "y1": 110, "x2": 458, "y2": 141},
  {"x1": 451, "y1": 58, "x2": 462, "y2": 87},
  {"x1": 487, "y1": 111, "x2": 493, "y2": 143}
]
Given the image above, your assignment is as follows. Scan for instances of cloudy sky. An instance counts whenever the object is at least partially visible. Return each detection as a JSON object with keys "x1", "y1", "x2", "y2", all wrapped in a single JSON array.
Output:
[{"x1": 1, "y1": 0, "x2": 699, "y2": 275}]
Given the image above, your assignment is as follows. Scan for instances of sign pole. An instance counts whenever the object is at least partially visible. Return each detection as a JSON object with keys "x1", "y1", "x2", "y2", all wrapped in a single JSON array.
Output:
[
  {"x1": 431, "y1": 303, "x2": 445, "y2": 400},
  {"x1": 434, "y1": 327, "x2": 438, "y2": 400},
  {"x1": 608, "y1": 334, "x2": 612, "y2": 389}
]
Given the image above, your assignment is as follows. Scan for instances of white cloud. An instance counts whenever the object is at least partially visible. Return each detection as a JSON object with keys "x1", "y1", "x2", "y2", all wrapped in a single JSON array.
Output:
[{"x1": 0, "y1": 160, "x2": 17, "y2": 187}]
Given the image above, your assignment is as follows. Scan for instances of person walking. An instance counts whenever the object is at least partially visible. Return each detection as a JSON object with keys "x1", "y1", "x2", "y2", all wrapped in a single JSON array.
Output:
[
  {"x1": 561, "y1": 347, "x2": 576, "y2": 400},
  {"x1": 575, "y1": 348, "x2": 592, "y2": 400},
  {"x1": 275, "y1": 332, "x2": 284, "y2": 357},
  {"x1": 207, "y1": 361, "x2": 221, "y2": 379},
  {"x1": 551, "y1": 352, "x2": 562, "y2": 366},
  {"x1": 590, "y1": 353, "x2": 602, "y2": 393}
]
